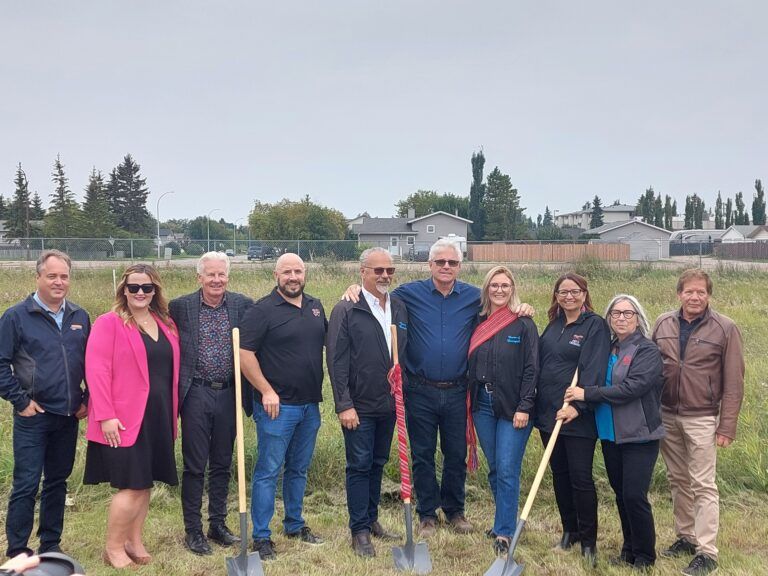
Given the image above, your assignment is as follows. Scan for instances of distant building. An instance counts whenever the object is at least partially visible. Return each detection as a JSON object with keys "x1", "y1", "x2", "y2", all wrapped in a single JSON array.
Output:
[
  {"x1": 555, "y1": 204, "x2": 637, "y2": 229},
  {"x1": 585, "y1": 218, "x2": 671, "y2": 261}
]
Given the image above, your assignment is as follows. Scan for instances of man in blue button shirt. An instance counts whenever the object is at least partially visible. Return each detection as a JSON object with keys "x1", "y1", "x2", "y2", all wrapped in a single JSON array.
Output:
[{"x1": 0, "y1": 250, "x2": 90, "y2": 558}]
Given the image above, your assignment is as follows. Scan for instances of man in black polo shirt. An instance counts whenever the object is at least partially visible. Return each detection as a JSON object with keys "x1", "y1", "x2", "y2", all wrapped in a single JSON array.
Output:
[{"x1": 239, "y1": 253, "x2": 326, "y2": 561}]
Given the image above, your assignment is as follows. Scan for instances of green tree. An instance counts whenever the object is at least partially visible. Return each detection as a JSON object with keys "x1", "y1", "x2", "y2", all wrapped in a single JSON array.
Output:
[
  {"x1": 81, "y1": 168, "x2": 114, "y2": 237},
  {"x1": 45, "y1": 154, "x2": 82, "y2": 238},
  {"x1": 684, "y1": 196, "x2": 693, "y2": 229},
  {"x1": 468, "y1": 150, "x2": 486, "y2": 240},
  {"x1": 735, "y1": 192, "x2": 748, "y2": 225},
  {"x1": 0, "y1": 194, "x2": 8, "y2": 220},
  {"x1": 663, "y1": 195, "x2": 675, "y2": 230},
  {"x1": 653, "y1": 194, "x2": 664, "y2": 228},
  {"x1": 725, "y1": 197, "x2": 734, "y2": 227},
  {"x1": 693, "y1": 194, "x2": 705, "y2": 228},
  {"x1": 395, "y1": 190, "x2": 469, "y2": 219},
  {"x1": 248, "y1": 196, "x2": 347, "y2": 241},
  {"x1": 714, "y1": 191, "x2": 724, "y2": 229},
  {"x1": 7, "y1": 164, "x2": 31, "y2": 238},
  {"x1": 109, "y1": 155, "x2": 152, "y2": 234},
  {"x1": 542, "y1": 206, "x2": 553, "y2": 227},
  {"x1": 589, "y1": 196, "x2": 604, "y2": 228},
  {"x1": 30, "y1": 192, "x2": 45, "y2": 219},
  {"x1": 752, "y1": 179, "x2": 766, "y2": 225},
  {"x1": 636, "y1": 186, "x2": 656, "y2": 223},
  {"x1": 483, "y1": 167, "x2": 527, "y2": 240}
]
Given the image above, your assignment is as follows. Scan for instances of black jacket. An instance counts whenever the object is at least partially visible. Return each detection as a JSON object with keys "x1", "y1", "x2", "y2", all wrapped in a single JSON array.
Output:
[
  {"x1": 169, "y1": 290, "x2": 254, "y2": 413},
  {"x1": 326, "y1": 294, "x2": 408, "y2": 417},
  {"x1": 468, "y1": 316, "x2": 539, "y2": 421},
  {"x1": 585, "y1": 331, "x2": 665, "y2": 444},
  {"x1": 534, "y1": 310, "x2": 611, "y2": 438}
]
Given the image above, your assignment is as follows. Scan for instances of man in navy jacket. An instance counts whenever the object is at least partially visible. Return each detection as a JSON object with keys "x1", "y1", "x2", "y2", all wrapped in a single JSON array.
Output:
[{"x1": 0, "y1": 250, "x2": 90, "y2": 558}]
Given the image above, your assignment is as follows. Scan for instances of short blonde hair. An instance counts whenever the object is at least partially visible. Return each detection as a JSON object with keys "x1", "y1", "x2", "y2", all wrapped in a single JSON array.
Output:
[{"x1": 480, "y1": 265, "x2": 520, "y2": 316}]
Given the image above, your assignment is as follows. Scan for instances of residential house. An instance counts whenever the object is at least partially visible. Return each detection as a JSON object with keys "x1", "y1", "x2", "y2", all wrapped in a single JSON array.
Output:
[
  {"x1": 585, "y1": 218, "x2": 671, "y2": 260},
  {"x1": 555, "y1": 204, "x2": 637, "y2": 229}
]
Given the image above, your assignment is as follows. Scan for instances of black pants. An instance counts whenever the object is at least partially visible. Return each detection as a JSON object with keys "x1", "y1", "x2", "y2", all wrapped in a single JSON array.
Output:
[
  {"x1": 181, "y1": 382, "x2": 236, "y2": 533},
  {"x1": 601, "y1": 439, "x2": 659, "y2": 565},
  {"x1": 540, "y1": 431, "x2": 598, "y2": 548}
]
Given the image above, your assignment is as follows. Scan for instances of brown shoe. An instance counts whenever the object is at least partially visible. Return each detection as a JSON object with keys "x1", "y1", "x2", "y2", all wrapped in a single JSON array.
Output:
[
  {"x1": 448, "y1": 514, "x2": 473, "y2": 534},
  {"x1": 418, "y1": 518, "x2": 437, "y2": 539},
  {"x1": 370, "y1": 520, "x2": 400, "y2": 541},
  {"x1": 351, "y1": 531, "x2": 376, "y2": 558}
]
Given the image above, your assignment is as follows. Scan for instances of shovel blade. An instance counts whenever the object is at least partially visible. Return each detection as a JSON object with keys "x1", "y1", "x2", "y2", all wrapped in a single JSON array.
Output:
[
  {"x1": 226, "y1": 553, "x2": 265, "y2": 576},
  {"x1": 392, "y1": 542, "x2": 432, "y2": 574},
  {"x1": 484, "y1": 555, "x2": 524, "y2": 576}
]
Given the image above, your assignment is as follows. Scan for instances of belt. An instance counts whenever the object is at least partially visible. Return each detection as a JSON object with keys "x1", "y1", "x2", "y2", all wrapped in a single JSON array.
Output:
[
  {"x1": 192, "y1": 377, "x2": 233, "y2": 390},
  {"x1": 409, "y1": 373, "x2": 466, "y2": 389}
]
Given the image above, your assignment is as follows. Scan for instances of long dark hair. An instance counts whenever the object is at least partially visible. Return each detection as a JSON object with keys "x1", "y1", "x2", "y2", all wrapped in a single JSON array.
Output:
[
  {"x1": 546, "y1": 272, "x2": 594, "y2": 322},
  {"x1": 112, "y1": 264, "x2": 173, "y2": 331}
]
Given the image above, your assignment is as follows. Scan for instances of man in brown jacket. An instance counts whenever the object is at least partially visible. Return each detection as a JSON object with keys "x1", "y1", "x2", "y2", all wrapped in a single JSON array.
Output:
[{"x1": 652, "y1": 269, "x2": 744, "y2": 576}]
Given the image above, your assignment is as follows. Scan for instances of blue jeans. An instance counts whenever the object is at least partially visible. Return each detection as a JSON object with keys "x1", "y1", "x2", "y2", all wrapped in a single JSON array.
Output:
[
  {"x1": 404, "y1": 380, "x2": 467, "y2": 521},
  {"x1": 343, "y1": 413, "x2": 395, "y2": 534},
  {"x1": 473, "y1": 389, "x2": 532, "y2": 538},
  {"x1": 6, "y1": 412, "x2": 78, "y2": 557},
  {"x1": 251, "y1": 402, "x2": 321, "y2": 540}
]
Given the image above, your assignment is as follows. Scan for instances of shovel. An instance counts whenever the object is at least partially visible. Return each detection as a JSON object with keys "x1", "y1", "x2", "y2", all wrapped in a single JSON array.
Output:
[
  {"x1": 388, "y1": 325, "x2": 432, "y2": 574},
  {"x1": 484, "y1": 369, "x2": 580, "y2": 576},
  {"x1": 226, "y1": 328, "x2": 265, "y2": 576}
]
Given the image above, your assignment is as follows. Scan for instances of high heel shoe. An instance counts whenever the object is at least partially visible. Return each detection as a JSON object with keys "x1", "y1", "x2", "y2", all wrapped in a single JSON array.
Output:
[{"x1": 102, "y1": 550, "x2": 138, "y2": 570}]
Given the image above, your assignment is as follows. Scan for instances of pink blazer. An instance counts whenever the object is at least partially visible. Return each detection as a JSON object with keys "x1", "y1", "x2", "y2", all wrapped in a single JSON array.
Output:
[{"x1": 85, "y1": 311, "x2": 180, "y2": 447}]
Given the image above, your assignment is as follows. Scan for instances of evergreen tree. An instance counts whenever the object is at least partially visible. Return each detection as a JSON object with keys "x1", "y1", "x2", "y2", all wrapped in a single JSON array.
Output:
[
  {"x1": 0, "y1": 195, "x2": 7, "y2": 220},
  {"x1": 542, "y1": 206, "x2": 553, "y2": 227},
  {"x1": 653, "y1": 194, "x2": 664, "y2": 228},
  {"x1": 735, "y1": 192, "x2": 746, "y2": 225},
  {"x1": 589, "y1": 196, "x2": 604, "y2": 228},
  {"x1": 45, "y1": 154, "x2": 82, "y2": 238},
  {"x1": 714, "y1": 191, "x2": 724, "y2": 229},
  {"x1": 30, "y1": 192, "x2": 46, "y2": 219},
  {"x1": 7, "y1": 164, "x2": 31, "y2": 238},
  {"x1": 536, "y1": 214, "x2": 542, "y2": 228},
  {"x1": 752, "y1": 179, "x2": 766, "y2": 225},
  {"x1": 684, "y1": 196, "x2": 693, "y2": 229},
  {"x1": 636, "y1": 186, "x2": 656, "y2": 223},
  {"x1": 483, "y1": 167, "x2": 527, "y2": 240},
  {"x1": 663, "y1": 195, "x2": 674, "y2": 230},
  {"x1": 105, "y1": 168, "x2": 122, "y2": 217},
  {"x1": 81, "y1": 168, "x2": 114, "y2": 237},
  {"x1": 725, "y1": 197, "x2": 734, "y2": 227},
  {"x1": 693, "y1": 194, "x2": 705, "y2": 228},
  {"x1": 468, "y1": 150, "x2": 486, "y2": 240},
  {"x1": 114, "y1": 154, "x2": 152, "y2": 234}
]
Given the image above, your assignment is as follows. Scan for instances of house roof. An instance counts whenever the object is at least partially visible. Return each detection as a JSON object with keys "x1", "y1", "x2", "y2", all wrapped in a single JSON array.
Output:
[
  {"x1": 603, "y1": 204, "x2": 637, "y2": 212},
  {"x1": 669, "y1": 229, "x2": 729, "y2": 241},
  {"x1": 355, "y1": 217, "x2": 412, "y2": 235},
  {"x1": 730, "y1": 224, "x2": 768, "y2": 238},
  {"x1": 586, "y1": 218, "x2": 670, "y2": 236},
  {"x1": 408, "y1": 211, "x2": 473, "y2": 224}
]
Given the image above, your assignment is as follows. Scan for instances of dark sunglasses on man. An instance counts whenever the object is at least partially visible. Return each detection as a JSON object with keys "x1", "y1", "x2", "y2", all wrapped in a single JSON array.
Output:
[
  {"x1": 431, "y1": 259, "x2": 460, "y2": 268},
  {"x1": 364, "y1": 266, "x2": 396, "y2": 276},
  {"x1": 125, "y1": 283, "x2": 155, "y2": 294}
]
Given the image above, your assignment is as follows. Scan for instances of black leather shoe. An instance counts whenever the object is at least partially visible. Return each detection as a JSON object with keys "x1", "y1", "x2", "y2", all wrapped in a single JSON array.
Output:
[
  {"x1": 208, "y1": 524, "x2": 241, "y2": 546},
  {"x1": 185, "y1": 531, "x2": 212, "y2": 555},
  {"x1": 554, "y1": 531, "x2": 580, "y2": 551},
  {"x1": 582, "y1": 545, "x2": 597, "y2": 568},
  {"x1": 286, "y1": 526, "x2": 324, "y2": 545},
  {"x1": 252, "y1": 538, "x2": 277, "y2": 561},
  {"x1": 351, "y1": 531, "x2": 376, "y2": 557},
  {"x1": 370, "y1": 521, "x2": 399, "y2": 541}
]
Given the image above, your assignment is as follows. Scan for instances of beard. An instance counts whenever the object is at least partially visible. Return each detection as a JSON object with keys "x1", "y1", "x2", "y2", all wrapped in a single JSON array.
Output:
[
  {"x1": 375, "y1": 282, "x2": 390, "y2": 295},
  {"x1": 278, "y1": 279, "x2": 305, "y2": 299}
]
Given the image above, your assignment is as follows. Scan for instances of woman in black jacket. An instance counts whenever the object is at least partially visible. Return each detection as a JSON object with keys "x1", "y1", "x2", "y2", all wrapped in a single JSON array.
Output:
[
  {"x1": 468, "y1": 266, "x2": 539, "y2": 556},
  {"x1": 534, "y1": 272, "x2": 610, "y2": 566},
  {"x1": 565, "y1": 294, "x2": 664, "y2": 570}
]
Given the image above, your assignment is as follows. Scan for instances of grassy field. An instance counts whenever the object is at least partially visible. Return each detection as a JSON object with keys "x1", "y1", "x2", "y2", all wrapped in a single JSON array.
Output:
[{"x1": 0, "y1": 260, "x2": 767, "y2": 575}]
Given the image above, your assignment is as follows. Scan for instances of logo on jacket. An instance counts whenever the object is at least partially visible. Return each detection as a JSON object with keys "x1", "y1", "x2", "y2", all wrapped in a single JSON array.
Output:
[
  {"x1": 622, "y1": 355, "x2": 632, "y2": 365},
  {"x1": 507, "y1": 336, "x2": 521, "y2": 344},
  {"x1": 398, "y1": 321, "x2": 407, "y2": 330},
  {"x1": 312, "y1": 308, "x2": 320, "y2": 317},
  {"x1": 569, "y1": 334, "x2": 584, "y2": 347}
]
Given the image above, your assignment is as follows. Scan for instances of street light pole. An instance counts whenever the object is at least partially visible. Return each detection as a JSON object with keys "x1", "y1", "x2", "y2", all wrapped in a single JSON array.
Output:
[
  {"x1": 207, "y1": 208, "x2": 221, "y2": 252},
  {"x1": 156, "y1": 191, "x2": 175, "y2": 259}
]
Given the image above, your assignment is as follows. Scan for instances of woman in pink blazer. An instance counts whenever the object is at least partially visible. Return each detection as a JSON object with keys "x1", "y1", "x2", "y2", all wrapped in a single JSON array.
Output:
[{"x1": 84, "y1": 264, "x2": 180, "y2": 569}]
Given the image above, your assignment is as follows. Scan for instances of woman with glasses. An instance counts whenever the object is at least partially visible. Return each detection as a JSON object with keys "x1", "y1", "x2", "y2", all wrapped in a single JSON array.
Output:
[
  {"x1": 564, "y1": 295, "x2": 664, "y2": 570},
  {"x1": 534, "y1": 272, "x2": 610, "y2": 566},
  {"x1": 83, "y1": 264, "x2": 180, "y2": 568},
  {"x1": 467, "y1": 266, "x2": 539, "y2": 556}
]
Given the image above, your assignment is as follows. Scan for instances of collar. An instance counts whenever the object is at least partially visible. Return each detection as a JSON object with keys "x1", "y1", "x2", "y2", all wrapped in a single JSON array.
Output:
[
  {"x1": 199, "y1": 289, "x2": 228, "y2": 309},
  {"x1": 677, "y1": 307, "x2": 708, "y2": 324},
  {"x1": 362, "y1": 287, "x2": 389, "y2": 309},
  {"x1": 270, "y1": 286, "x2": 311, "y2": 307},
  {"x1": 428, "y1": 277, "x2": 459, "y2": 295},
  {"x1": 33, "y1": 291, "x2": 66, "y2": 316}
]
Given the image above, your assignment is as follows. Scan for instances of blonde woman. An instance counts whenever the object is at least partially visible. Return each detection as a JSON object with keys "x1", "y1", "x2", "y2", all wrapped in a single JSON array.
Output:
[{"x1": 84, "y1": 264, "x2": 180, "y2": 568}]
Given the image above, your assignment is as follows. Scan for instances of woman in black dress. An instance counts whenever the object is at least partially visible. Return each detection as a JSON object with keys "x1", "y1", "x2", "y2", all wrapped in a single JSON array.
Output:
[{"x1": 84, "y1": 264, "x2": 180, "y2": 568}]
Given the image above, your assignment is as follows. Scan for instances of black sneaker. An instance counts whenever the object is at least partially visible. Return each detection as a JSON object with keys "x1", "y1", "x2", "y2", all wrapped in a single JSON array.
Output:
[
  {"x1": 493, "y1": 538, "x2": 510, "y2": 557},
  {"x1": 681, "y1": 554, "x2": 718, "y2": 576},
  {"x1": 185, "y1": 531, "x2": 213, "y2": 556},
  {"x1": 661, "y1": 538, "x2": 697, "y2": 558},
  {"x1": 286, "y1": 526, "x2": 324, "y2": 545},
  {"x1": 207, "y1": 524, "x2": 241, "y2": 546},
  {"x1": 252, "y1": 538, "x2": 277, "y2": 561}
]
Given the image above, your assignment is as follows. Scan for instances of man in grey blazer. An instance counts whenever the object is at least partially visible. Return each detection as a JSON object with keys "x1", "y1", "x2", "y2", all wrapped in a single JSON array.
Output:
[{"x1": 169, "y1": 252, "x2": 254, "y2": 556}]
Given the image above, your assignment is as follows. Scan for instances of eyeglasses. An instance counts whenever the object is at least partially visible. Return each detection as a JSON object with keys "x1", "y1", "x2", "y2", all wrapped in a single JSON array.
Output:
[
  {"x1": 489, "y1": 283, "x2": 513, "y2": 292},
  {"x1": 432, "y1": 259, "x2": 460, "y2": 268},
  {"x1": 126, "y1": 283, "x2": 155, "y2": 294},
  {"x1": 609, "y1": 309, "x2": 637, "y2": 320},
  {"x1": 364, "y1": 266, "x2": 396, "y2": 276},
  {"x1": 556, "y1": 288, "x2": 583, "y2": 297}
]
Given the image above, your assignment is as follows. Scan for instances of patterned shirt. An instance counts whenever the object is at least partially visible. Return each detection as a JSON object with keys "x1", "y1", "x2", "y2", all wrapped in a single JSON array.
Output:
[{"x1": 194, "y1": 293, "x2": 233, "y2": 382}]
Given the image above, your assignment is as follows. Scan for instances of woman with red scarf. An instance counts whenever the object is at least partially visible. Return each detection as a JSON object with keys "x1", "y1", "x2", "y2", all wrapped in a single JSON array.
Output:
[{"x1": 467, "y1": 265, "x2": 539, "y2": 556}]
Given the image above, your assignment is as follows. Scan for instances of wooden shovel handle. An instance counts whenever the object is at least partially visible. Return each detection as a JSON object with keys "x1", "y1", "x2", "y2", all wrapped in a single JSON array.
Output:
[
  {"x1": 390, "y1": 325, "x2": 399, "y2": 365},
  {"x1": 519, "y1": 368, "x2": 579, "y2": 522},
  {"x1": 232, "y1": 328, "x2": 247, "y2": 513}
]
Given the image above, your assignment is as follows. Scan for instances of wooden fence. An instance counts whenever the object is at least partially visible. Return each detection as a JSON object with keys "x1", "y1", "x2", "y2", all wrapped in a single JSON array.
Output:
[
  {"x1": 714, "y1": 242, "x2": 768, "y2": 260},
  {"x1": 468, "y1": 242, "x2": 630, "y2": 262}
]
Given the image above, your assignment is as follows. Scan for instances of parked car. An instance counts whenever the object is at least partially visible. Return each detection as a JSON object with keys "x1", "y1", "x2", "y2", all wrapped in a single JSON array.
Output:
[
  {"x1": 225, "y1": 249, "x2": 235, "y2": 257},
  {"x1": 247, "y1": 245, "x2": 275, "y2": 260}
]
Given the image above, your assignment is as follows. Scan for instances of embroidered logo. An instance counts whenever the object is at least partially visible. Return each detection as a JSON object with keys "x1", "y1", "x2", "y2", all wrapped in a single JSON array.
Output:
[
  {"x1": 70, "y1": 324, "x2": 83, "y2": 330},
  {"x1": 398, "y1": 321, "x2": 407, "y2": 330},
  {"x1": 622, "y1": 355, "x2": 632, "y2": 365},
  {"x1": 312, "y1": 308, "x2": 321, "y2": 317},
  {"x1": 507, "y1": 336, "x2": 521, "y2": 344},
  {"x1": 569, "y1": 334, "x2": 584, "y2": 347}
]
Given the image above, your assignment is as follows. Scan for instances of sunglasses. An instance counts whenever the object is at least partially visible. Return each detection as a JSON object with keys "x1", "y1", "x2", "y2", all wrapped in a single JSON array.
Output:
[
  {"x1": 364, "y1": 266, "x2": 396, "y2": 276},
  {"x1": 432, "y1": 259, "x2": 460, "y2": 268},
  {"x1": 126, "y1": 283, "x2": 155, "y2": 294}
]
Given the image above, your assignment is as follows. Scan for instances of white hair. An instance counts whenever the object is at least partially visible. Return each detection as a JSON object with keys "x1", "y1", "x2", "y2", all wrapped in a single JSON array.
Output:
[
  {"x1": 197, "y1": 251, "x2": 231, "y2": 275},
  {"x1": 604, "y1": 294, "x2": 651, "y2": 339},
  {"x1": 428, "y1": 238, "x2": 462, "y2": 262},
  {"x1": 359, "y1": 246, "x2": 392, "y2": 266}
]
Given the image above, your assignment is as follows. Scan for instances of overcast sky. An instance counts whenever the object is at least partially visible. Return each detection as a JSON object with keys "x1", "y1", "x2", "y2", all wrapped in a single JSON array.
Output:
[{"x1": 2, "y1": 1, "x2": 766, "y2": 226}]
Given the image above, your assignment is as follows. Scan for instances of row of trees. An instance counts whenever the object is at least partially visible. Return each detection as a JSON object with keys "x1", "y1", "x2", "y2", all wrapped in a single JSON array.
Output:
[{"x1": 0, "y1": 154, "x2": 153, "y2": 239}]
